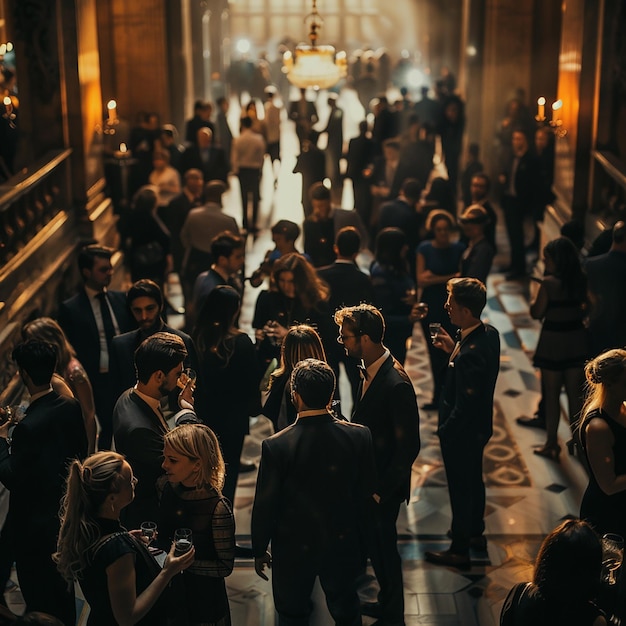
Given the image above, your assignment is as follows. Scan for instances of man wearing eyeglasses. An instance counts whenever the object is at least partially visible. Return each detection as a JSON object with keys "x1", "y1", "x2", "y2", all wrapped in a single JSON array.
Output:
[{"x1": 334, "y1": 304, "x2": 420, "y2": 626}]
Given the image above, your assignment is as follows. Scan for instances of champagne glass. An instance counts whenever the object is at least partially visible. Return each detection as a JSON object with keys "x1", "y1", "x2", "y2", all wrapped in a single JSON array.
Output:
[
  {"x1": 601, "y1": 533, "x2": 624, "y2": 586},
  {"x1": 428, "y1": 322, "x2": 442, "y2": 344},
  {"x1": 174, "y1": 528, "x2": 193, "y2": 556},
  {"x1": 140, "y1": 521, "x2": 157, "y2": 544},
  {"x1": 176, "y1": 368, "x2": 197, "y2": 391}
]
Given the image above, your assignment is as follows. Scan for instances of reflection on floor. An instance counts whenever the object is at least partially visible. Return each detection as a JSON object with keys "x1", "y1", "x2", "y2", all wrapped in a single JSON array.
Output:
[{"x1": 2, "y1": 93, "x2": 591, "y2": 624}]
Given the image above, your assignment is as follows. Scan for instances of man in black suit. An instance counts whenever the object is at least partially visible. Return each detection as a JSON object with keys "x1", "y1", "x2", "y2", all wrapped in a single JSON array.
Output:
[
  {"x1": 335, "y1": 304, "x2": 420, "y2": 626},
  {"x1": 346, "y1": 120, "x2": 376, "y2": 227},
  {"x1": 0, "y1": 340, "x2": 87, "y2": 624},
  {"x1": 289, "y1": 87, "x2": 318, "y2": 148},
  {"x1": 318, "y1": 227, "x2": 374, "y2": 402},
  {"x1": 499, "y1": 129, "x2": 541, "y2": 280},
  {"x1": 110, "y1": 279, "x2": 198, "y2": 400},
  {"x1": 252, "y1": 358, "x2": 376, "y2": 625},
  {"x1": 113, "y1": 332, "x2": 198, "y2": 528},
  {"x1": 425, "y1": 278, "x2": 500, "y2": 569},
  {"x1": 184, "y1": 99, "x2": 215, "y2": 146},
  {"x1": 58, "y1": 244, "x2": 135, "y2": 449},
  {"x1": 179, "y1": 127, "x2": 229, "y2": 183}
]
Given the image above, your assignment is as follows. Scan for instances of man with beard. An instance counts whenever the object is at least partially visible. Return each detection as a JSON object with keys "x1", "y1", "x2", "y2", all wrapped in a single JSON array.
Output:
[
  {"x1": 110, "y1": 279, "x2": 198, "y2": 399},
  {"x1": 112, "y1": 332, "x2": 198, "y2": 527}
]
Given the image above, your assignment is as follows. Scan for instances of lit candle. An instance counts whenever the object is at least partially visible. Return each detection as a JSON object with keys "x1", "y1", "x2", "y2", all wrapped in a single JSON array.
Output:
[
  {"x1": 120, "y1": 143, "x2": 127, "y2": 153},
  {"x1": 107, "y1": 99, "x2": 117, "y2": 123},
  {"x1": 551, "y1": 99, "x2": 563, "y2": 123},
  {"x1": 3, "y1": 96, "x2": 12, "y2": 116},
  {"x1": 536, "y1": 97, "x2": 546, "y2": 121}
]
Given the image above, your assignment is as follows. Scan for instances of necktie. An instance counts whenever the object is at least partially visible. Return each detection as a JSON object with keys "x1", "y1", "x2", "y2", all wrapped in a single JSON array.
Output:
[
  {"x1": 449, "y1": 330, "x2": 462, "y2": 363},
  {"x1": 357, "y1": 364, "x2": 369, "y2": 381},
  {"x1": 96, "y1": 292, "x2": 116, "y2": 352}
]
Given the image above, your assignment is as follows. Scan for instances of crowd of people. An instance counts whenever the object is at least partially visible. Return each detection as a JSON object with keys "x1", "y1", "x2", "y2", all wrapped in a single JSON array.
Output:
[{"x1": 1, "y1": 61, "x2": 626, "y2": 626}]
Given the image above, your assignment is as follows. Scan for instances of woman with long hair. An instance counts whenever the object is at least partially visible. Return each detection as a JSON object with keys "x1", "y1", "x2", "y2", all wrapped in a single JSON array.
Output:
[
  {"x1": 262, "y1": 324, "x2": 328, "y2": 431},
  {"x1": 500, "y1": 518, "x2": 606, "y2": 626},
  {"x1": 530, "y1": 236, "x2": 589, "y2": 461},
  {"x1": 127, "y1": 185, "x2": 172, "y2": 288},
  {"x1": 578, "y1": 348, "x2": 626, "y2": 538},
  {"x1": 252, "y1": 252, "x2": 331, "y2": 370},
  {"x1": 22, "y1": 317, "x2": 97, "y2": 453},
  {"x1": 54, "y1": 452, "x2": 194, "y2": 625},
  {"x1": 417, "y1": 210, "x2": 465, "y2": 409},
  {"x1": 192, "y1": 285, "x2": 260, "y2": 505},
  {"x1": 159, "y1": 424, "x2": 235, "y2": 626},
  {"x1": 370, "y1": 227, "x2": 417, "y2": 365}
]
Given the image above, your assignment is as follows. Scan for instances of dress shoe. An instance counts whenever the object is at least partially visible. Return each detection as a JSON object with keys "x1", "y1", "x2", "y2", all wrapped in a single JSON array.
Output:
[
  {"x1": 446, "y1": 530, "x2": 487, "y2": 551},
  {"x1": 370, "y1": 620, "x2": 405, "y2": 626},
  {"x1": 234, "y1": 544, "x2": 254, "y2": 558},
  {"x1": 360, "y1": 601, "x2": 383, "y2": 618},
  {"x1": 533, "y1": 443, "x2": 561, "y2": 462},
  {"x1": 424, "y1": 549, "x2": 471, "y2": 570},
  {"x1": 239, "y1": 461, "x2": 257, "y2": 473},
  {"x1": 516, "y1": 415, "x2": 546, "y2": 429}
]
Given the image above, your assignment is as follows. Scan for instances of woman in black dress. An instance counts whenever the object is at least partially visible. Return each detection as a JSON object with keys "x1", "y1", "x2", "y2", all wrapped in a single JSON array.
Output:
[
  {"x1": 160, "y1": 424, "x2": 235, "y2": 626},
  {"x1": 252, "y1": 252, "x2": 331, "y2": 372},
  {"x1": 128, "y1": 185, "x2": 172, "y2": 288},
  {"x1": 193, "y1": 285, "x2": 260, "y2": 505},
  {"x1": 54, "y1": 452, "x2": 194, "y2": 626},
  {"x1": 579, "y1": 348, "x2": 626, "y2": 538},
  {"x1": 500, "y1": 519, "x2": 606, "y2": 626}
]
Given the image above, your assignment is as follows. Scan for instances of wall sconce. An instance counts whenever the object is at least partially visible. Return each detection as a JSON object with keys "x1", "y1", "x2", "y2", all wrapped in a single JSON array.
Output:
[{"x1": 536, "y1": 96, "x2": 568, "y2": 137}]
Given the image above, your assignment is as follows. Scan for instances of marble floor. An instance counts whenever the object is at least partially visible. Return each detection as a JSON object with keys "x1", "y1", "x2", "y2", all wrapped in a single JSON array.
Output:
[{"x1": 2, "y1": 94, "x2": 592, "y2": 624}]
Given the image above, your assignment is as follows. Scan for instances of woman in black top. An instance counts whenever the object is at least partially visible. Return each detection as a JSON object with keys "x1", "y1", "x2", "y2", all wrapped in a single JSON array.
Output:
[
  {"x1": 54, "y1": 452, "x2": 194, "y2": 626},
  {"x1": 193, "y1": 286, "x2": 261, "y2": 505},
  {"x1": 253, "y1": 253, "x2": 331, "y2": 371}
]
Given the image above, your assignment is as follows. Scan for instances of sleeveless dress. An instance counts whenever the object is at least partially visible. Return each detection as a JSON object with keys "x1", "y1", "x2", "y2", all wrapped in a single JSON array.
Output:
[
  {"x1": 80, "y1": 518, "x2": 167, "y2": 626},
  {"x1": 580, "y1": 408, "x2": 626, "y2": 537}
]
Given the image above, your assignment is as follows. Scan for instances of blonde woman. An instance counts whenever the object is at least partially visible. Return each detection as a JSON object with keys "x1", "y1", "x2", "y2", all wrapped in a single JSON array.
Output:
[
  {"x1": 159, "y1": 424, "x2": 235, "y2": 626},
  {"x1": 54, "y1": 452, "x2": 194, "y2": 626},
  {"x1": 578, "y1": 348, "x2": 626, "y2": 538},
  {"x1": 263, "y1": 324, "x2": 327, "y2": 431},
  {"x1": 23, "y1": 317, "x2": 97, "y2": 453}
]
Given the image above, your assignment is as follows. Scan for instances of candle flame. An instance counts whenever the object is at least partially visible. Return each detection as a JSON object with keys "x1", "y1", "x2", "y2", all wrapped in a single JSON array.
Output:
[
  {"x1": 552, "y1": 99, "x2": 563, "y2": 111},
  {"x1": 107, "y1": 100, "x2": 117, "y2": 110},
  {"x1": 537, "y1": 97, "x2": 546, "y2": 106}
]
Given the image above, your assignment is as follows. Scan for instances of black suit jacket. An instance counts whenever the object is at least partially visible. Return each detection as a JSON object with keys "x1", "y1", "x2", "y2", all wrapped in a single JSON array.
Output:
[
  {"x1": 351, "y1": 355, "x2": 420, "y2": 503},
  {"x1": 0, "y1": 391, "x2": 87, "y2": 538},
  {"x1": 501, "y1": 150, "x2": 542, "y2": 211},
  {"x1": 179, "y1": 145, "x2": 228, "y2": 183},
  {"x1": 58, "y1": 288, "x2": 135, "y2": 379},
  {"x1": 112, "y1": 389, "x2": 168, "y2": 527},
  {"x1": 251, "y1": 413, "x2": 375, "y2": 561},
  {"x1": 370, "y1": 156, "x2": 414, "y2": 201},
  {"x1": 346, "y1": 135, "x2": 375, "y2": 182},
  {"x1": 184, "y1": 116, "x2": 216, "y2": 145},
  {"x1": 438, "y1": 323, "x2": 500, "y2": 444},
  {"x1": 317, "y1": 262, "x2": 374, "y2": 312}
]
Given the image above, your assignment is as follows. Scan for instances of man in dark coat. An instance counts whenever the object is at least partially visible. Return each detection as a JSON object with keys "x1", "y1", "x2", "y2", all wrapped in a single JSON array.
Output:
[
  {"x1": 289, "y1": 87, "x2": 318, "y2": 148},
  {"x1": 112, "y1": 332, "x2": 198, "y2": 528},
  {"x1": 425, "y1": 278, "x2": 500, "y2": 569},
  {"x1": 58, "y1": 244, "x2": 135, "y2": 449},
  {"x1": 252, "y1": 359, "x2": 376, "y2": 625},
  {"x1": 179, "y1": 128, "x2": 229, "y2": 183},
  {"x1": 335, "y1": 304, "x2": 420, "y2": 626},
  {"x1": 0, "y1": 341, "x2": 87, "y2": 625},
  {"x1": 184, "y1": 100, "x2": 215, "y2": 146},
  {"x1": 346, "y1": 120, "x2": 376, "y2": 227}
]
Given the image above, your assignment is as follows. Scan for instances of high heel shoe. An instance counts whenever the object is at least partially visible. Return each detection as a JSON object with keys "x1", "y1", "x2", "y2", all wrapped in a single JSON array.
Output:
[{"x1": 533, "y1": 444, "x2": 561, "y2": 462}]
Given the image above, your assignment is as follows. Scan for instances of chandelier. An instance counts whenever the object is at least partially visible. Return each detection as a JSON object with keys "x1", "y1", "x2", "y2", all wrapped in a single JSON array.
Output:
[{"x1": 282, "y1": 0, "x2": 347, "y2": 90}]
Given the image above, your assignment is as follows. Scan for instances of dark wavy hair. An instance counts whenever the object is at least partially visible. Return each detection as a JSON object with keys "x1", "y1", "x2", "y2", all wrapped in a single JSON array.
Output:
[
  {"x1": 374, "y1": 227, "x2": 409, "y2": 276},
  {"x1": 271, "y1": 253, "x2": 330, "y2": 310},
  {"x1": 543, "y1": 236, "x2": 586, "y2": 300}
]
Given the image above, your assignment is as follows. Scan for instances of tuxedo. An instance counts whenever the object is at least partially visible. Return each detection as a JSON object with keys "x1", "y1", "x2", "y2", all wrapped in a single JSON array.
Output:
[
  {"x1": 179, "y1": 144, "x2": 228, "y2": 183},
  {"x1": 252, "y1": 412, "x2": 376, "y2": 624},
  {"x1": 351, "y1": 354, "x2": 420, "y2": 625},
  {"x1": 58, "y1": 287, "x2": 135, "y2": 448},
  {"x1": 0, "y1": 391, "x2": 87, "y2": 624},
  {"x1": 112, "y1": 389, "x2": 168, "y2": 528},
  {"x1": 438, "y1": 323, "x2": 500, "y2": 555}
]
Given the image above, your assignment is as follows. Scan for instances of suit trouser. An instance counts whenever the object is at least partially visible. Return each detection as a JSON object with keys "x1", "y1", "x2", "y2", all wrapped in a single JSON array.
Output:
[
  {"x1": 367, "y1": 499, "x2": 404, "y2": 625},
  {"x1": 502, "y1": 194, "x2": 526, "y2": 274},
  {"x1": 17, "y1": 544, "x2": 76, "y2": 625},
  {"x1": 440, "y1": 436, "x2": 487, "y2": 554},
  {"x1": 238, "y1": 167, "x2": 261, "y2": 230},
  {"x1": 272, "y1": 554, "x2": 361, "y2": 626}
]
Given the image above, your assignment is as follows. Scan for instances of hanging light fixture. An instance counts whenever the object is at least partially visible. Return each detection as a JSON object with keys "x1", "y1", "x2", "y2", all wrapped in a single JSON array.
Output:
[{"x1": 282, "y1": 0, "x2": 347, "y2": 90}]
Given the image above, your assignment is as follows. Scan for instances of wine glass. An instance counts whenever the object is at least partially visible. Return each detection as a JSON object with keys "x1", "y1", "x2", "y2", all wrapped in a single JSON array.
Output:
[
  {"x1": 174, "y1": 528, "x2": 193, "y2": 556},
  {"x1": 601, "y1": 533, "x2": 624, "y2": 586},
  {"x1": 428, "y1": 322, "x2": 442, "y2": 344},
  {"x1": 176, "y1": 368, "x2": 197, "y2": 391},
  {"x1": 140, "y1": 521, "x2": 157, "y2": 544}
]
